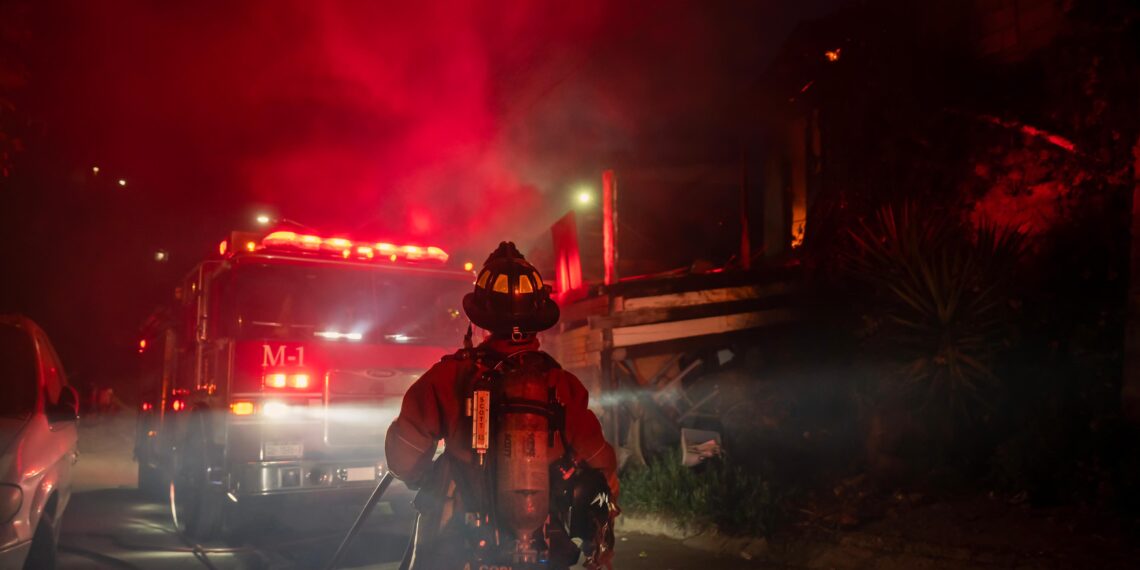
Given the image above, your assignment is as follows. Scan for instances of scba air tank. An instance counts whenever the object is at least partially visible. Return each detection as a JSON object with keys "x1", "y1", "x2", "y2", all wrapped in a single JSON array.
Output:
[{"x1": 494, "y1": 360, "x2": 551, "y2": 541}]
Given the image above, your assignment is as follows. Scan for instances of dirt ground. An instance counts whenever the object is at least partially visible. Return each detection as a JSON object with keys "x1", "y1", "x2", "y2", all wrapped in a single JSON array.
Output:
[{"x1": 748, "y1": 493, "x2": 1139, "y2": 569}]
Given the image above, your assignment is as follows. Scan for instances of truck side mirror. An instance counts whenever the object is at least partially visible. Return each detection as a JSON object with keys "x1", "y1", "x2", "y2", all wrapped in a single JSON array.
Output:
[{"x1": 48, "y1": 386, "x2": 80, "y2": 423}]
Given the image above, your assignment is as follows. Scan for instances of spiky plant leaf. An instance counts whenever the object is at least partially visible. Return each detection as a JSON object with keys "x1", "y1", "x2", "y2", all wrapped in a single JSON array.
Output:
[{"x1": 842, "y1": 203, "x2": 1024, "y2": 428}]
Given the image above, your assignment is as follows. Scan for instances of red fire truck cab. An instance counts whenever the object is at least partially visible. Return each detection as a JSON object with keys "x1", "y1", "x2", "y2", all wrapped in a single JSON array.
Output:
[{"x1": 135, "y1": 228, "x2": 472, "y2": 539}]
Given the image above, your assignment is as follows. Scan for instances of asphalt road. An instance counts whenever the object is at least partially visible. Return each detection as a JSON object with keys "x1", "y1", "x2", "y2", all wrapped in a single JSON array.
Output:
[
  {"x1": 57, "y1": 486, "x2": 410, "y2": 569},
  {"x1": 57, "y1": 417, "x2": 762, "y2": 569},
  {"x1": 58, "y1": 488, "x2": 767, "y2": 569}
]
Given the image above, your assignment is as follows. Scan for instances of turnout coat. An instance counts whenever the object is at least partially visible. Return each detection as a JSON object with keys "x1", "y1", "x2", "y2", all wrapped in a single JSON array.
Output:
[{"x1": 385, "y1": 335, "x2": 618, "y2": 568}]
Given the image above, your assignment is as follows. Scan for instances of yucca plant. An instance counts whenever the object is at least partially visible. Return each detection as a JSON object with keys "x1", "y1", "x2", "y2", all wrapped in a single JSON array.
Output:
[{"x1": 844, "y1": 203, "x2": 1025, "y2": 427}]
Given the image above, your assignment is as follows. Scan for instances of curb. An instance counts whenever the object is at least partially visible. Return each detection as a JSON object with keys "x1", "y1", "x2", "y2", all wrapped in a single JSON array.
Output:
[
  {"x1": 615, "y1": 514, "x2": 1025, "y2": 568},
  {"x1": 616, "y1": 514, "x2": 769, "y2": 560},
  {"x1": 615, "y1": 514, "x2": 703, "y2": 541}
]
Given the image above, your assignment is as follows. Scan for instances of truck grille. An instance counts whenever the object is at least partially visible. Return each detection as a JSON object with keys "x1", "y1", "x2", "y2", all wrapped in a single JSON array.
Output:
[{"x1": 324, "y1": 368, "x2": 418, "y2": 446}]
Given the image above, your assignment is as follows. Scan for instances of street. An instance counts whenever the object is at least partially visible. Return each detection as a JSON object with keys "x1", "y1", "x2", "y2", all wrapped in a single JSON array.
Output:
[
  {"x1": 58, "y1": 489, "x2": 762, "y2": 570},
  {"x1": 57, "y1": 419, "x2": 755, "y2": 570}
]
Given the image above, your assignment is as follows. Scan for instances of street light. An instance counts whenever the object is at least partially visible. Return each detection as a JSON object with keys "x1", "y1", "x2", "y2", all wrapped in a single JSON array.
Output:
[
  {"x1": 154, "y1": 250, "x2": 169, "y2": 262},
  {"x1": 575, "y1": 189, "x2": 593, "y2": 206},
  {"x1": 92, "y1": 166, "x2": 100, "y2": 175},
  {"x1": 255, "y1": 214, "x2": 271, "y2": 225},
  {"x1": 118, "y1": 179, "x2": 127, "y2": 187}
]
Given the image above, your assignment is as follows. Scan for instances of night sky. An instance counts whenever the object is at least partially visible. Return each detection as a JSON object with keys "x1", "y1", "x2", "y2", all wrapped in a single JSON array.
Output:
[{"x1": 0, "y1": 0, "x2": 841, "y2": 394}]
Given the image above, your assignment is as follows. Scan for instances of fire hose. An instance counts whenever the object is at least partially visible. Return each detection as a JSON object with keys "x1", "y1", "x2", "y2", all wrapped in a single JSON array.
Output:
[{"x1": 323, "y1": 470, "x2": 396, "y2": 570}]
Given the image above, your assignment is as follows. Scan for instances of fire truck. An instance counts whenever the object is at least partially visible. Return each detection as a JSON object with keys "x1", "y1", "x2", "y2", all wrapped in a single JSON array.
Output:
[{"x1": 134, "y1": 227, "x2": 473, "y2": 540}]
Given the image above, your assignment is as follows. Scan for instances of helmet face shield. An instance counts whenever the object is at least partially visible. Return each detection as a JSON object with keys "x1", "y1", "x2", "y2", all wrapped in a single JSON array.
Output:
[{"x1": 463, "y1": 242, "x2": 559, "y2": 334}]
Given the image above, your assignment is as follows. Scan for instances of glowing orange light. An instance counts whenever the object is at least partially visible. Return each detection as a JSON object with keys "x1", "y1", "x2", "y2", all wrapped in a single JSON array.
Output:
[
  {"x1": 291, "y1": 374, "x2": 310, "y2": 389},
  {"x1": 245, "y1": 241, "x2": 256, "y2": 252},
  {"x1": 825, "y1": 48, "x2": 841, "y2": 62},
  {"x1": 262, "y1": 231, "x2": 298, "y2": 248},
  {"x1": 389, "y1": 254, "x2": 398, "y2": 262},
  {"x1": 92, "y1": 166, "x2": 100, "y2": 175},
  {"x1": 219, "y1": 240, "x2": 228, "y2": 255},
  {"x1": 141, "y1": 402, "x2": 152, "y2": 411},
  {"x1": 323, "y1": 237, "x2": 353, "y2": 256},
  {"x1": 298, "y1": 235, "x2": 322, "y2": 250},
  {"x1": 356, "y1": 246, "x2": 374, "y2": 259},
  {"x1": 463, "y1": 262, "x2": 474, "y2": 272},
  {"x1": 172, "y1": 399, "x2": 185, "y2": 412},
  {"x1": 139, "y1": 339, "x2": 147, "y2": 350},
  {"x1": 231, "y1": 401, "x2": 255, "y2": 416},
  {"x1": 265, "y1": 373, "x2": 288, "y2": 389}
]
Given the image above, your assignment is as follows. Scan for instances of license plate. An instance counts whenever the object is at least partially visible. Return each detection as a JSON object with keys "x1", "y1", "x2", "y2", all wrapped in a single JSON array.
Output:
[
  {"x1": 264, "y1": 442, "x2": 303, "y2": 458},
  {"x1": 345, "y1": 467, "x2": 375, "y2": 481}
]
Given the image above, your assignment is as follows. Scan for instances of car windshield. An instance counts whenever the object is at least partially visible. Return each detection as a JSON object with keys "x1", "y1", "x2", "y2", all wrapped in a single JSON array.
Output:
[
  {"x1": 0, "y1": 323, "x2": 38, "y2": 418},
  {"x1": 221, "y1": 263, "x2": 471, "y2": 345}
]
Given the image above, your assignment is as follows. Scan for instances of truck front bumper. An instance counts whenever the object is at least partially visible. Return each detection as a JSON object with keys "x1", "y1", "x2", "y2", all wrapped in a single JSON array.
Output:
[{"x1": 232, "y1": 460, "x2": 388, "y2": 496}]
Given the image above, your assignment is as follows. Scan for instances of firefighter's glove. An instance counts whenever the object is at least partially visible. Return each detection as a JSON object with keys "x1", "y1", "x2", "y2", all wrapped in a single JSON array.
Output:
[{"x1": 584, "y1": 504, "x2": 619, "y2": 570}]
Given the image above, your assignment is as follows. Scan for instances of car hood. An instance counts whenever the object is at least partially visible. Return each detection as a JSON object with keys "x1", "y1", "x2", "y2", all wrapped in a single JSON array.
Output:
[{"x1": 0, "y1": 417, "x2": 29, "y2": 477}]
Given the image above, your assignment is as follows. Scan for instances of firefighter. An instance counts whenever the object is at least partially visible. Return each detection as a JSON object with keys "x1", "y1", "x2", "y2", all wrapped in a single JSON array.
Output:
[{"x1": 386, "y1": 242, "x2": 619, "y2": 570}]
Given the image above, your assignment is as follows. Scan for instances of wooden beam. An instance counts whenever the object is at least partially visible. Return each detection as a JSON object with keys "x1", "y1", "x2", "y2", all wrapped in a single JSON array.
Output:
[
  {"x1": 590, "y1": 294, "x2": 793, "y2": 330},
  {"x1": 622, "y1": 282, "x2": 793, "y2": 311},
  {"x1": 557, "y1": 294, "x2": 609, "y2": 326},
  {"x1": 611, "y1": 308, "x2": 796, "y2": 348},
  {"x1": 603, "y1": 169, "x2": 618, "y2": 286}
]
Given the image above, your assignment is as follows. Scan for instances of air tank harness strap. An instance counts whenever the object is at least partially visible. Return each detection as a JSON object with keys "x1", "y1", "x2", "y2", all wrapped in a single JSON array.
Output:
[
  {"x1": 549, "y1": 384, "x2": 572, "y2": 454},
  {"x1": 495, "y1": 395, "x2": 569, "y2": 450}
]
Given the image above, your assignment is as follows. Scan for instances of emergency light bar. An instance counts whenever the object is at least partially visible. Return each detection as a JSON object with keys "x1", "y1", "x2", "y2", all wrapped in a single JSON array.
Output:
[{"x1": 248, "y1": 231, "x2": 449, "y2": 264}]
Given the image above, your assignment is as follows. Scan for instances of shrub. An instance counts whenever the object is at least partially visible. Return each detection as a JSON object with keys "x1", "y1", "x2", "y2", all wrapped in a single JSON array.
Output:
[{"x1": 619, "y1": 449, "x2": 781, "y2": 536}]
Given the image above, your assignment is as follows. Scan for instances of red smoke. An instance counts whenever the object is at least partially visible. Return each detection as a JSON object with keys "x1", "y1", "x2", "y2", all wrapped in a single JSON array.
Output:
[
  {"x1": 35, "y1": 0, "x2": 838, "y2": 255},
  {"x1": 43, "y1": 0, "x2": 625, "y2": 251},
  {"x1": 235, "y1": 1, "x2": 561, "y2": 245}
]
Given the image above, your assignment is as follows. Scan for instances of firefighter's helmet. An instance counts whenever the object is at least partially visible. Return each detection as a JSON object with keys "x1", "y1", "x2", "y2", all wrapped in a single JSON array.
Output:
[{"x1": 463, "y1": 242, "x2": 559, "y2": 335}]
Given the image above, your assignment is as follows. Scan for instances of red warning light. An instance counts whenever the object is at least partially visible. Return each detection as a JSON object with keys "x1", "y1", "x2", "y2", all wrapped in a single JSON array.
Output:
[{"x1": 258, "y1": 232, "x2": 448, "y2": 263}]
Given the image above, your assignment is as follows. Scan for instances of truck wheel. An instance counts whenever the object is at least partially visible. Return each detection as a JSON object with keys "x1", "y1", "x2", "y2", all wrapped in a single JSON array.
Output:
[{"x1": 172, "y1": 414, "x2": 225, "y2": 541}]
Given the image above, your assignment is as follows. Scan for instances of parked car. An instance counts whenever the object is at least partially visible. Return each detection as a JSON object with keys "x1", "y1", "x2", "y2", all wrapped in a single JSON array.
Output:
[{"x1": 0, "y1": 315, "x2": 79, "y2": 570}]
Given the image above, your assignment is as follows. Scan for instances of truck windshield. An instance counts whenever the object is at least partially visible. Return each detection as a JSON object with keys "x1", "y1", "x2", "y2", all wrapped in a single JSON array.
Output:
[{"x1": 221, "y1": 264, "x2": 470, "y2": 345}]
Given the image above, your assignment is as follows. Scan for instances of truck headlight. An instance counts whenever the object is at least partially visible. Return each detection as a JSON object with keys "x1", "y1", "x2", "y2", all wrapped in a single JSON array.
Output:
[{"x1": 0, "y1": 484, "x2": 22, "y2": 524}]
